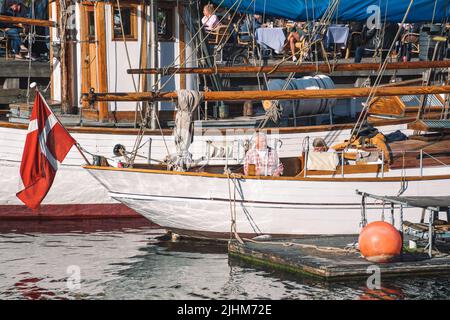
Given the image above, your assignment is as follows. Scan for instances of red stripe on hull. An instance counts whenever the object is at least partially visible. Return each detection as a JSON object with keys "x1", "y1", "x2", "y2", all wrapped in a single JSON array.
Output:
[
  {"x1": 0, "y1": 218, "x2": 158, "y2": 234},
  {"x1": 0, "y1": 203, "x2": 144, "y2": 220}
]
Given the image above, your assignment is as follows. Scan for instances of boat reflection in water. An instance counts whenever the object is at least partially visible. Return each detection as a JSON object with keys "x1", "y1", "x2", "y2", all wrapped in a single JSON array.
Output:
[{"x1": 0, "y1": 218, "x2": 154, "y2": 235}]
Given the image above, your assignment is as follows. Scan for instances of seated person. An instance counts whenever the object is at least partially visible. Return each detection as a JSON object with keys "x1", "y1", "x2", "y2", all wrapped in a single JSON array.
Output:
[
  {"x1": 312, "y1": 137, "x2": 335, "y2": 152},
  {"x1": 354, "y1": 24, "x2": 377, "y2": 63},
  {"x1": 238, "y1": 14, "x2": 262, "y2": 42},
  {"x1": 0, "y1": 0, "x2": 29, "y2": 60},
  {"x1": 308, "y1": 137, "x2": 340, "y2": 171},
  {"x1": 253, "y1": 14, "x2": 263, "y2": 28},
  {"x1": 355, "y1": 22, "x2": 399, "y2": 63},
  {"x1": 287, "y1": 22, "x2": 306, "y2": 62},
  {"x1": 244, "y1": 132, "x2": 284, "y2": 176},
  {"x1": 201, "y1": 4, "x2": 219, "y2": 33}
]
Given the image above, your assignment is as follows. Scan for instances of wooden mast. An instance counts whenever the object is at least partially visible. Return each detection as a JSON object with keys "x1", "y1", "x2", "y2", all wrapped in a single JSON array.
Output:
[
  {"x1": 83, "y1": 84, "x2": 450, "y2": 103},
  {"x1": 127, "y1": 60, "x2": 450, "y2": 75},
  {"x1": 149, "y1": 0, "x2": 158, "y2": 129}
]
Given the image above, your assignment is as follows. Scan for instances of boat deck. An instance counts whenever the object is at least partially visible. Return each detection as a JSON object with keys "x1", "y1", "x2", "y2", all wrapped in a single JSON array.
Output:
[
  {"x1": 389, "y1": 138, "x2": 450, "y2": 169},
  {"x1": 229, "y1": 235, "x2": 450, "y2": 280}
]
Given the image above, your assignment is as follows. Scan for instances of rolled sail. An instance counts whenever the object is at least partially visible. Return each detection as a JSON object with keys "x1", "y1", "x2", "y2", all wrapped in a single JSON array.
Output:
[{"x1": 266, "y1": 75, "x2": 336, "y2": 117}]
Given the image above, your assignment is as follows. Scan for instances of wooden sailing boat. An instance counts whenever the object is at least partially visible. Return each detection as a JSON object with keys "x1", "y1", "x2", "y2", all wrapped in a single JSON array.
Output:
[
  {"x1": 81, "y1": 0, "x2": 450, "y2": 238},
  {"x1": 2, "y1": 0, "x2": 450, "y2": 220},
  {"x1": 83, "y1": 124, "x2": 450, "y2": 238}
]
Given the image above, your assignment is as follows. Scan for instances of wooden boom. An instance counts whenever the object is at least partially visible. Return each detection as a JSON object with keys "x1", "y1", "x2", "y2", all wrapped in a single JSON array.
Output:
[
  {"x1": 84, "y1": 85, "x2": 450, "y2": 103},
  {"x1": 0, "y1": 15, "x2": 56, "y2": 28},
  {"x1": 127, "y1": 60, "x2": 450, "y2": 75}
]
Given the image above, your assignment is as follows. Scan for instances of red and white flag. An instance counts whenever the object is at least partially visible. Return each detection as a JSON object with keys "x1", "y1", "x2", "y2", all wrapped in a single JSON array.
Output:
[{"x1": 16, "y1": 91, "x2": 76, "y2": 209}]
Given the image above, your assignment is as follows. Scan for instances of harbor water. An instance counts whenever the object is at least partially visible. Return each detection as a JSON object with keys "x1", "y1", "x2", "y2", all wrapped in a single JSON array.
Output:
[{"x1": 0, "y1": 219, "x2": 450, "y2": 300}]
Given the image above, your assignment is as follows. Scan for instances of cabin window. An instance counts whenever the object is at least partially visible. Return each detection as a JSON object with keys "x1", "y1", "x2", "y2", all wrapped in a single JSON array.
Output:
[
  {"x1": 112, "y1": 5, "x2": 138, "y2": 41},
  {"x1": 87, "y1": 10, "x2": 96, "y2": 39},
  {"x1": 158, "y1": 7, "x2": 174, "y2": 41}
]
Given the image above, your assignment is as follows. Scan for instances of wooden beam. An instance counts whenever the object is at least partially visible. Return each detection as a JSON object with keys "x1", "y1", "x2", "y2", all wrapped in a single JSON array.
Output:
[
  {"x1": 0, "y1": 89, "x2": 50, "y2": 104},
  {"x1": 95, "y1": 2, "x2": 108, "y2": 122},
  {"x1": 139, "y1": 4, "x2": 148, "y2": 93},
  {"x1": 127, "y1": 60, "x2": 450, "y2": 75},
  {"x1": 59, "y1": 0, "x2": 71, "y2": 113},
  {"x1": 80, "y1": 4, "x2": 90, "y2": 109},
  {"x1": 83, "y1": 85, "x2": 450, "y2": 103},
  {"x1": 0, "y1": 15, "x2": 56, "y2": 27},
  {"x1": 178, "y1": 4, "x2": 186, "y2": 90}
]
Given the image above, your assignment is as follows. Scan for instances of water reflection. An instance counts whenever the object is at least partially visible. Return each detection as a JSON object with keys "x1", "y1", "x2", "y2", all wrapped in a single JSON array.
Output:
[{"x1": 0, "y1": 221, "x2": 450, "y2": 300}]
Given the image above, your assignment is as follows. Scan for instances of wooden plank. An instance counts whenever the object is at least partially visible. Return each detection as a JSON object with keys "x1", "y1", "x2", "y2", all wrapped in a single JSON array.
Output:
[
  {"x1": 83, "y1": 164, "x2": 450, "y2": 182},
  {"x1": 0, "y1": 60, "x2": 50, "y2": 78},
  {"x1": 95, "y1": 2, "x2": 108, "y2": 122},
  {"x1": 369, "y1": 96, "x2": 405, "y2": 116},
  {"x1": 0, "y1": 15, "x2": 56, "y2": 27},
  {"x1": 84, "y1": 85, "x2": 450, "y2": 103},
  {"x1": 139, "y1": 3, "x2": 148, "y2": 93},
  {"x1": 0, "y1": 89, "x2": 50, "y2": 104},
  {"x1": 79, "y1": 4, "x2": 91, "y2": 109},
  {"x1": 128, "y1": 60, "x2": 450, "y2": 75},
  {"x1": 178, "y1": 4, "x2": 186, "y2": 90},
  {"x1": 0, "y1": 115, "x2": 423, "y2": 135},
  {"x1": 229, "y1": 239, "x2": 450, "y2": 280}
]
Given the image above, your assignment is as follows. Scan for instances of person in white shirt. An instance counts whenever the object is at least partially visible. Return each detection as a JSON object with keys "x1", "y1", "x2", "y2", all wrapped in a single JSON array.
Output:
[{"x1": 201, "y1": 4, "x2": 219, "y2": 32}]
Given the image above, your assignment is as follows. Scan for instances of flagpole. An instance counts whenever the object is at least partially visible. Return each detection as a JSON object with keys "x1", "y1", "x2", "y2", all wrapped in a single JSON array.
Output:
[{"x1": 33, "y1": 85, "x2": 92, "y2": 165}]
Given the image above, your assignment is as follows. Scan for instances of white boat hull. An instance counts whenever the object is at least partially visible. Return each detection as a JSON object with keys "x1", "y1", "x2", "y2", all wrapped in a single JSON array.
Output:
[{"x1": 85, "y1": 166, "x2": 450, "y2": 239}]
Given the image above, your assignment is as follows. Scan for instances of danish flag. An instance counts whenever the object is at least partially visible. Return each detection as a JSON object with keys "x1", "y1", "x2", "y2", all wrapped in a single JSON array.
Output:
[{"x1": 16, "y1": 91, "x2": 76, "y2": 209}]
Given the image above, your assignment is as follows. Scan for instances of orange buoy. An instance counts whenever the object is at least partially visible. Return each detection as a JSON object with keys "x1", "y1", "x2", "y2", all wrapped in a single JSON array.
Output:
[{"x1": 358, "y1": 221, "x2": 403, "y2": 263}]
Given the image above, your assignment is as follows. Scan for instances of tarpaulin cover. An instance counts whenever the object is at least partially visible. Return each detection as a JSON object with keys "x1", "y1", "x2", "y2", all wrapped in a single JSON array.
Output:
[{"x1": 211, "y1": 0, "x2": 450, "y2": 23}]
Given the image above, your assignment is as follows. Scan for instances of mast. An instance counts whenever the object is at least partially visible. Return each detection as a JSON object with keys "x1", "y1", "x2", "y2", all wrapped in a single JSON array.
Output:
[
  {"x1": 59, "y1": 0, "x2": 73, "y2": 114},
  {"x1": 127, "y1": 60, "x2": 450, "y2": 75},
  {"x1": 83, "y1": 85, "x2": 450, "y2": 103},
  {"x1": 149, "y1": 0, "x2": 158, "y2": 129}
]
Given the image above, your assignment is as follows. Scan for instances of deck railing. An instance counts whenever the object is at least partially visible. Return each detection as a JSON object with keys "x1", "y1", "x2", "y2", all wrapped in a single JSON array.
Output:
[{"x1": 304, "y1": 148, "x2": 450, "y2": 178}]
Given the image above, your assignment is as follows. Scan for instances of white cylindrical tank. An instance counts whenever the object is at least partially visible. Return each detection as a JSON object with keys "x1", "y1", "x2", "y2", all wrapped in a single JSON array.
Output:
[{"x1": 266, "y1": 75, "x2": 336, "y2": 117}]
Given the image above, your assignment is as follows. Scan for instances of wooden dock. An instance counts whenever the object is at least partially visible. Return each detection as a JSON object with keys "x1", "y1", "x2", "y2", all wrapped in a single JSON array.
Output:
[
  {"x1": 228, "y1": 235, "x2": 450, "y2": 280},
  {"x1": 0, "y1": 58, "x2": 50, "y2": 78}
]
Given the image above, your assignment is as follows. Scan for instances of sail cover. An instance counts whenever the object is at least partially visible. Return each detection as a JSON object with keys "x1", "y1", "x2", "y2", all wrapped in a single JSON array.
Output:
[{"x1": 211, "y1": 0, "x2": 450, "y2": 23}]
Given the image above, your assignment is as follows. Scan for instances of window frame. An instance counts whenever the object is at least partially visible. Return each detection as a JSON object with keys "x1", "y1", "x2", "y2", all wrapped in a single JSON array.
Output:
[{"x1": 111, "y1": 4, "x2": 138, "y2": 41}]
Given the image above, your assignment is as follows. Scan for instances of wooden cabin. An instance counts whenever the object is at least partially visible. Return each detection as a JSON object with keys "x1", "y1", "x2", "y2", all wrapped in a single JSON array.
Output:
[{"x1": 49, "y1": 0, "x2": 197, "y2": 123}]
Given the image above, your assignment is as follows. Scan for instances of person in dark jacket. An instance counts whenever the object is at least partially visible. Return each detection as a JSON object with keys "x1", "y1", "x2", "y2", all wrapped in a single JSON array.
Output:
[
  {"x1": 354, "y1": 22, "x2": 399, "y2": 63},
  {"x1": 354, "y1": 25, "x2": 377, "y2": 63},
  {"x1": 0, "y1": 0, "x2": 30, "y2": 59}
]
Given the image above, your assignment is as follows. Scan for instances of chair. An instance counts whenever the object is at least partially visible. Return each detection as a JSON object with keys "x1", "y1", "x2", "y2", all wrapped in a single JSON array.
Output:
[
  {"x1": 0, "y1": 27, "x2": 27, "y2": 59},
  {"x1": 401, "y1": 32, "x2": 420, "y2": 55},
  {"x1": 235, "y1": 25, "x2": 255, "y2": 62},
  {"x1": 0, "y1": 29, "x2": 10, "y2": 59},
  {"x1": 207, "y1": 25, "x2": 232, "y2": 63},
  {"x1": 207, "y1": 25, "x2": 231, "y2": 45}
]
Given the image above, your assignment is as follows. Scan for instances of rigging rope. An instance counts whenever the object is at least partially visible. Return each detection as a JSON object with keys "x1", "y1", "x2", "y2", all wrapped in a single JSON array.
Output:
[
  {"x1": 351, "y1": 0, "x2": 415, "y2": 140},
  {"x1": 26, "y1": 0, "x2": 36, "y2": 105},
  {"x1": 257, "y1": 0, "x2": 341, "y2": 129}
]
